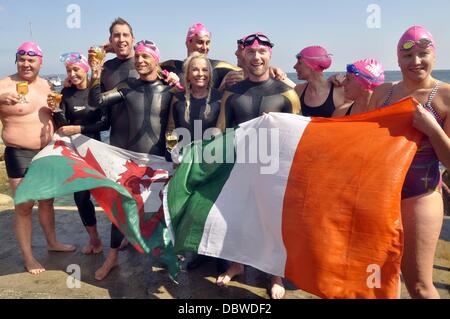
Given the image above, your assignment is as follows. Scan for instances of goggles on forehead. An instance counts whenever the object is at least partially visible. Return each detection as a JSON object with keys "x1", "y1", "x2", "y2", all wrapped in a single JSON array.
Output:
[
  {"x1": 242, "y1": 34, "x2": 274, "y2": 48},
  {"x1": 346, "y1": 64, "x2": 383, "y2": 83},
  {"x1": 135, "y1": 40, "x2": 157, "y2": 51},
  {"x1": 401, "y1": 38, "x2": 433, "y2": 51},
  {"x1": 296, "y1": 53, "x2": 333, "y2": 60},
  {"x1": 16, "y1": 50, "x2": 42, "y2": 58},
  {"x1": 60, "y1": 52, "x2": 82, "y2": 63}
]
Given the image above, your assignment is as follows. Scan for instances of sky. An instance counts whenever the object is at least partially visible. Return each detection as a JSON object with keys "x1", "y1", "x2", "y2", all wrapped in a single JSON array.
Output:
[{"x1": 1, "y1": 0, "x2": 450, "y2": 76}]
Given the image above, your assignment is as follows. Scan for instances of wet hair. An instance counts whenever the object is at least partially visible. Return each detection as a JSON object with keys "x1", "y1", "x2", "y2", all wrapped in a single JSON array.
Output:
[
  {"x1": 182, "y1": 52, "x2": 213, "y2": 123},
  {"x1": 109, "y1": 17, "x2": 134, "y2": 37}
]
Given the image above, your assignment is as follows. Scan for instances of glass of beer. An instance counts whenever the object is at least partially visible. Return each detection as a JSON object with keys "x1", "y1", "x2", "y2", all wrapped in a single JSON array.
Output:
[
  {"x1": 165, "y1": 130, "x2": 178, "y2": 152},
  {"x1": 16, "y1": 81, "x2": 29, "y2": 103},
  {"x1": 50, "y1": 91, "x2": 63, "y2": 111},
  {"x1": 90, "y1": 45, "x2": 106, "y2": 65}
]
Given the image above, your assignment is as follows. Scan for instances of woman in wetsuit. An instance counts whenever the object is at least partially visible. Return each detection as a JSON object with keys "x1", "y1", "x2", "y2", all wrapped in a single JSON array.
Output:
[
  {"x1": 293, "y1": 46, "x2": 350, "y2": 117},
  {"x1": 369, "y1": 26, "x2": 450, "y2": 298},
  {"x1": 48, "y1": 53, "x2": 109, "y2": 255},
  {"x1": 166, "y1": 52, "x2": 227, "y2": 273},
  {"x1": 340, "y1": 59, "x2": 385, "y2": 116}
]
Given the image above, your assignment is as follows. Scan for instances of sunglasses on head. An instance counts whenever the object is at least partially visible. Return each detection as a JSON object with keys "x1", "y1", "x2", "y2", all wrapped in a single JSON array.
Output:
[
  {"x1": 346, "y1": 64, "x2": 383, "y2": 83},
  {"x1": 401, "y1": 38, "x2": 433, "y2": 51},
  {"x1": 242, "y1": 34, "x2": 274, "y2": 48},
  {"x1": 16, "y1": 50, "x2": 42, "y2": 58},
  {"x1": 135, "y1": 40, "x2": 157, "y2": 50}
]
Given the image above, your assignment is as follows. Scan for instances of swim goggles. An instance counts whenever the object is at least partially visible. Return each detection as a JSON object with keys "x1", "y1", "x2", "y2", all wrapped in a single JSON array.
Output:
[
  {"x1": 16, "y1": 50, "x2": 43, "y2": 58},
  {"x1": 400, "y1": 38, "x2": 434, "y2": 51},
  {"x1": 59, "y1": 52, "x2": 82, "y2": 63},
  {"x1": 346, "y1": 64, "x2": 383, "y2": 83},
  {"x1": 241, "y1": 34, "x2": 274, "y2": 48},
  {"x1": 134, "y1": 40, "x2": 158, "y2": 51},
  {"x1": 296, "y1": 53, "x2": 334, "y2": 60}
]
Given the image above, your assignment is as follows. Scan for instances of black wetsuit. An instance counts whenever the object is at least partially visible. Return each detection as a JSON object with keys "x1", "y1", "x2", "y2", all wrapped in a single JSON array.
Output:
[
  {"x1": 160, "y1": 59, "x2": 239, "y2": 90},
  {"x1": 53, "y1": 87, "x2": 109, "y2": 228},
  {"x1": 89, "y1": 78, "x2": 172, "y2": 155},
  {"x1": 101, "y1": 57, "x2": 139, "y2": 149},
  {"x1": 168, "y1": 89, "x2": 222, "y2": 141},
  {"x1": 300, "y1": 84, "x2": 336, "y2": 117},
  {"x1": 218, "y1": 78, "x2": 301, "y2": 129}
]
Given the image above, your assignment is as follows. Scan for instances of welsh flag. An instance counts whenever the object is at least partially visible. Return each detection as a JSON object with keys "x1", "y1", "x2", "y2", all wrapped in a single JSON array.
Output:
[
  {"x1": 165, "y1": 98, "x2": 422, "y2": 298},
  {"x1": 14, "y1": 134, "x2": 179, "y2": 277}
]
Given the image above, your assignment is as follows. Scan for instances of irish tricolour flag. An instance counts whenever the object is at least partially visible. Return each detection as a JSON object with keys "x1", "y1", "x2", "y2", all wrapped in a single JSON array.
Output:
[
  {"x1": 15, "y1": 134, "x2": 179, "y2": 276},
  {"x1": 165, "y1": 98, "x2": 422, "y2": 299}
]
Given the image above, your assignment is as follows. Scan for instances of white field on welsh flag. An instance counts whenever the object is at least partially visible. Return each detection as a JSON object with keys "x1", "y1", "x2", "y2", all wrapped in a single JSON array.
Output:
[
  {"x1": 165, "y1": 98, "x2": 422, "y2": 299},
  {"x1": 14, "y1": 134, "x2": 178, "y2": 275}
]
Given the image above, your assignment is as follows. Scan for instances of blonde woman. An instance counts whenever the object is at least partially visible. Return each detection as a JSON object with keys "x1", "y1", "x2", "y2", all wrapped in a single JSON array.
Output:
[{"x1": 166, "y1": 52, "x2": 226, "y2": 272}]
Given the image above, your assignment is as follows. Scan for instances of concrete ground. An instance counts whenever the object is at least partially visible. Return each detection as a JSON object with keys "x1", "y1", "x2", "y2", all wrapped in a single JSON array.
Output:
[{"x1": 0, "y1": 207, "x2": 448, "y2": 299}]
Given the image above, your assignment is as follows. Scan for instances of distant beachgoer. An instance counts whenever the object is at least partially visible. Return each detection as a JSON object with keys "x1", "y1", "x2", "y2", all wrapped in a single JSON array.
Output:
[
  {"x1": 369, "y1": 25, "x2": 450, "y2": 298},
  {"x1": 0, "y1": 42, "x2": 75, "y2": 275},
  {"x1": 216, "y1": 33, "x2": 300, "y2": 299},
  {"x1": 47, "y1": 53, "x2": 109, "y2": 255},
  {"x1": 294, "y1": 46, "x2": 350, "y2": 117},
  {"x1": 339, "y1": 59, "x2": 385, "y2": 116}
]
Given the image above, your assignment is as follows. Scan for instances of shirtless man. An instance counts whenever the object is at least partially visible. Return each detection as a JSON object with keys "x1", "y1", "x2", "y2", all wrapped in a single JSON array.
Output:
[{"x1": 0, "y1": 42, "x2": 75, "y2": 275}]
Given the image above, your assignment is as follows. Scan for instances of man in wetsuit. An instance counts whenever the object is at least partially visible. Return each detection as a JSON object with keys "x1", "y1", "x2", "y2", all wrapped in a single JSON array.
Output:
[
  {"x1": 0, "y1": 42, "x2": 75, "y2": 275},
  {"x1": 88, "y1": 40, "x2": 172, "y2": 279},
  {"x1": 86, "y1": 17, "x2": 138, "y2": 280},
  {"x1": 160, "y1": 23, "x2": 240, "y2": 90},
  {"x1": 215, "y1": 33, "x2": 301, "y2": 299}
]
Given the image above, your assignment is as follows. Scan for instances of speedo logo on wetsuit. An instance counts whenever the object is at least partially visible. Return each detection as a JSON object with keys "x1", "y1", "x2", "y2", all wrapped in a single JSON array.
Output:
[{"x1": 74, "y1": 106, "x2": 86, "y2": 112}]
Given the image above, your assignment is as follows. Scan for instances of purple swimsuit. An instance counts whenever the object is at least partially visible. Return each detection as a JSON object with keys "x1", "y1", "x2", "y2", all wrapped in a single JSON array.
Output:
[{"x1": 382, "y1": 82, "x2": 444, "y2": 199}]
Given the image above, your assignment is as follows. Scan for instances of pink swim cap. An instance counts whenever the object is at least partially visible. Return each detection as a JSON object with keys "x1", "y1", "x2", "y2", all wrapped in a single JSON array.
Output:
[
  {"x1": 186, "y1": 23, "x2": 211, "y2": 42},
  {"x1": 296, "y1": 46, "x2": 332, "y2": 72},
  {"x1": 347, "y1": 59, "x2": 385, "y2": 92},
  {"x1": 134, "y1": 40, "x2": 160, "y2": 64},
  {"x1": 397, "y1": 25, "x2": 435, "y2": 55},
  {"x1": 16, "y1": 41, "x2": 43, "y2": 63},
  {"x1": 63, "y1": 53, "x2": 90, "y2": 73}
]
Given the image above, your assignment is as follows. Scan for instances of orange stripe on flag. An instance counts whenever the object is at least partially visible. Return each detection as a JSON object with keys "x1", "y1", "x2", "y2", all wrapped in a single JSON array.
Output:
[{"x1": 282, "y1": 98, "x2": 422, "y2": 298}]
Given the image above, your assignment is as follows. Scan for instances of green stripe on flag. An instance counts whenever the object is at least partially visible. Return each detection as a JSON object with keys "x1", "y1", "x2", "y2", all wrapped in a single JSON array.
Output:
[{"x1": 168, "y1": 128, "x2": 237, "y2": 252}]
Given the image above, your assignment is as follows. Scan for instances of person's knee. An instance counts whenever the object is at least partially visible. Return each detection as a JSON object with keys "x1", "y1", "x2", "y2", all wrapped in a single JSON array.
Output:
[
  {"x1": 15, "y1": 201, "x2": 34, "y2": 216},
  {"x1": 38, "y1": 199, "x2": 54, "y2": 208}
]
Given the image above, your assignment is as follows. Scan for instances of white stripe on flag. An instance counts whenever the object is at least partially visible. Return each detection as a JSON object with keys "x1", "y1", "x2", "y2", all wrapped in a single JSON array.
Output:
[{"x1": 198, "y1": 113, "x2": 311, "y2": 276}]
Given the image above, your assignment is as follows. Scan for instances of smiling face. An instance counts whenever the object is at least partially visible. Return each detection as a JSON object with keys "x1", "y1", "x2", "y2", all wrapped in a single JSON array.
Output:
[
  {"x1": 398, "y1": 46, "x2": 435, "y2": 82},
  {"x1": 110, "y1": 23, "x2": 135, "y2": 59},
  {"x1": 16, "y1": 55, "x2": 41, "y2": 81},
  {"x1": 187, "y1": 57, "x2": 211, "y2": 90},
  {"x1": 187, "y1": 35, "x2": 211, "y2": 56},
  {"x1": 65, "y1": 64, "x2": 88, "y2": 88},
  {"x1": 134, "y1": 52, "x2": 157, "y2": 77},
  {"x1": 244, "y1": 46, "x2": 271, "y2": 81}
]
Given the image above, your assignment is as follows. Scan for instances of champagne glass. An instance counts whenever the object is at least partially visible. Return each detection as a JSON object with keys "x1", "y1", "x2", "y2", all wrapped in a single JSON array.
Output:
[
  {"x1": 16, "y1": 81, "x2": 29, "y2": 103},
  {"x1": 165, "y1": 130, "x2": 179, "y2": 153}
]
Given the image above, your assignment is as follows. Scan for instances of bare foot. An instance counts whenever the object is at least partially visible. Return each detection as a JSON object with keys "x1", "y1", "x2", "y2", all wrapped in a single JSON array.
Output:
[
  {"x1": 95, "y1": 254, "x2": 118, "y2": 281},
  {"x1": 48, "y1": 242, "x2": 76, "y2": 252},
  {"x1": 216, "y1": 262, "x2": 244, "y2": 286},
  {"x1": 81, "y1": 242, "x2": 103, "y2": 255},
  {"x1": 24, "y1": 257, "x2": 46, "y2": 275},
  {"x1": 118, "y1": 238, "x2": 129, "y2": 250},
  {"x1": 270, "y1": 276, "x2": 285, "y2": 299}
]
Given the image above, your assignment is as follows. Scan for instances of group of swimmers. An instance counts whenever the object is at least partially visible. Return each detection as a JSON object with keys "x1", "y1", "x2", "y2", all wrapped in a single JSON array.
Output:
[{"x1": 0, "y1": 18, "x2": 448, "y2": 299}]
